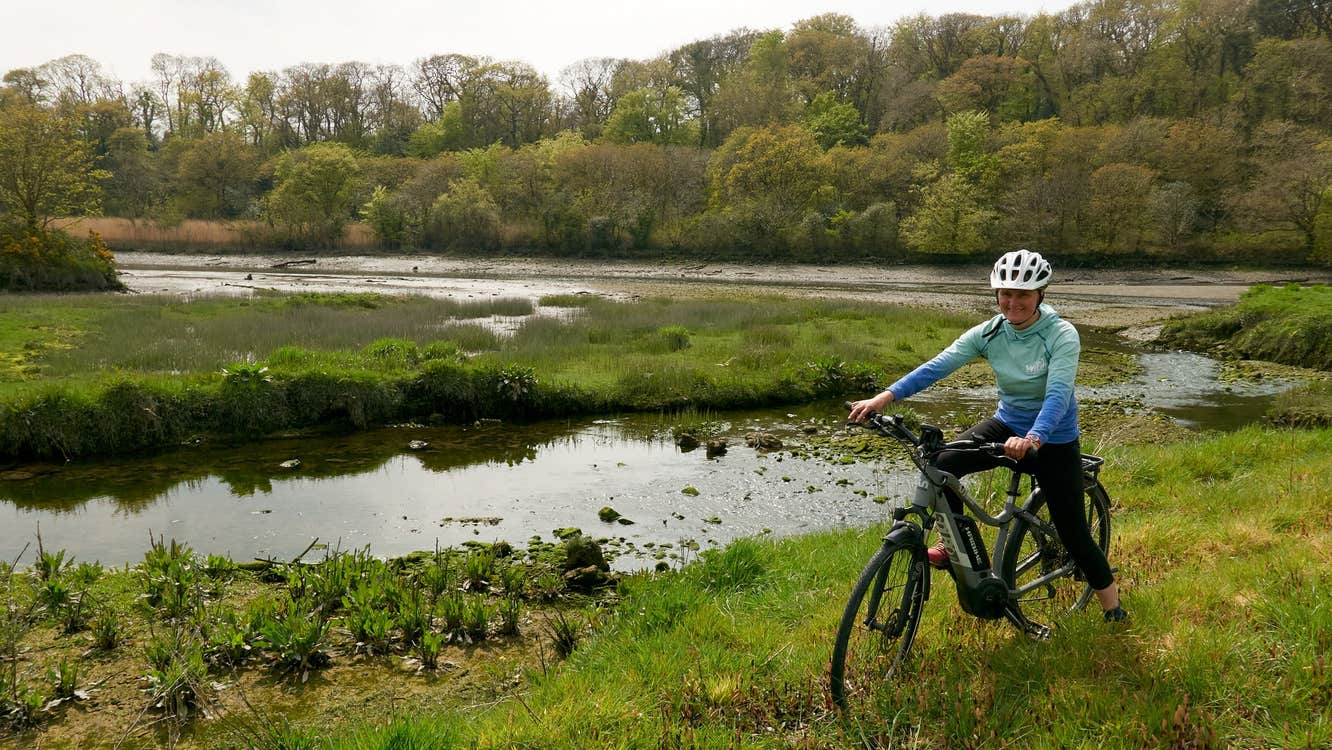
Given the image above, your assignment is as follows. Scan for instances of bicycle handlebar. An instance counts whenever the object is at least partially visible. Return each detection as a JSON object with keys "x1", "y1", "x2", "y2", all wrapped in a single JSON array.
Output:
[{"x1": 843, "y1": 402, "x2": 1029, "y2": 464}]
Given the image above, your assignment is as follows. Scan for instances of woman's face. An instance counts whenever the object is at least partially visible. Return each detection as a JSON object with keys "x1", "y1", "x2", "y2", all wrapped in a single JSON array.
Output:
[{"x1": 997, "y1": 288, "x2": 1041, "y2": 328}]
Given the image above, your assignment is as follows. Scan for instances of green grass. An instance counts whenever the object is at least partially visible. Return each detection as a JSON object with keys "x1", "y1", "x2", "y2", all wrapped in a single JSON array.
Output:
[
  {"x1": 0, "y1": 292, "x2": 971, "y2": 460},
  {"x1": 1158, "y1": 283, "x2": 1332, "y2": 370},
  {"x1": 296, "y1": 425, "x2": 1331, "y2": 749}
]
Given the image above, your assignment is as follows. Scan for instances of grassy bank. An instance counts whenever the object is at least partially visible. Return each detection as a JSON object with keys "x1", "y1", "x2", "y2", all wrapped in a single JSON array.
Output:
[
  {"x1": 6, "y1": 426, "x2": 1324, "y2": 747},
  {"x1": 298, "y1": 425, "x2": 1332, "y2": 749},
  {"x1": 0, "y1": 291, "x2": 974, "y2": 461},
  {"x1": 1158, "y1": 284, "x2": 1332, "y2": 371}
]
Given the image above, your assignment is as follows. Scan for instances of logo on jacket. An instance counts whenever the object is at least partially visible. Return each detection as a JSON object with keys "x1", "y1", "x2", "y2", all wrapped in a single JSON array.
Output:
[{"x1": 1025, "y1": 359, "x2": 1048, "y2": 375}]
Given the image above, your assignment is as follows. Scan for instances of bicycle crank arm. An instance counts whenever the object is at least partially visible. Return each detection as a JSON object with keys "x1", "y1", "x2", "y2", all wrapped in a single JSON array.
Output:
[{"x1": 1002, "y1": 604, "x2": 1051, "y2": 641}]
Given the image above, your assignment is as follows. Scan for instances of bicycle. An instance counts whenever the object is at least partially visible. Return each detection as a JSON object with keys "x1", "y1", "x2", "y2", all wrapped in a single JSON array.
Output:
[{"x1": 829, "y1": 408, "x2": 1112, "y2": 711}]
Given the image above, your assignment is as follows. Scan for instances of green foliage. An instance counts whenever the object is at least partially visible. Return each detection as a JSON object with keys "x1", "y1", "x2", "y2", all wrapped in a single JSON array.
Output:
[
  {"x1": 1314, "y1": 187, "x2": 1332, "y2": 265},
  {"x1": 143, "y1": 630, "x2": 207, "y2": 720},
  {"x1": 655, "y1": 325, "x2": 692, "y2": 352},
  {"x1": 91, "y1": 608, "x2": 122, "y2": 651},
  {"x1": 0, "y1": 103, "x2": 105, "y2": 232},
  {"x1": 900, "y1": 171, "x2": 996, "y2": 255},
  {"x1": 693, "y1": 538, "x2": 765, "y2": 591},
  {"x1": 257, "y1": 599, "x2": 331, "y2": 681},
  {"x1": 221, "y1": 361, "x2": 272, "y2": 387},
  {"x1": 603, "y1": 86, "x2": 698, "y2": 146},
  {"x1": 462, "y1": 596, "x2": 493, "y2": 641},
  {"x1": 171, "y1": 132, "x2": 258, "y2": 219},
  {"x1": 363, "y1": 337, "x2": 420, "y2": 368},
  {"x1": 361, "y1": 185, "x2": 409, "y2": 248},
  {"x1": 492, "y1": 364, "x2": 537, "y2": 404},
  {"x1": 803, "y1": 93, "x2": 867, "y2": 149},
  {"x1": 426, "y1": 178, "x2": 501, "y2": 251},
  {"x1": 0, "y1": 293, "x2": 964, "y2": 460},
  {"x1": 543, "y1": 610, "x2": 582, "y2": 658},
  {"x1": 407, "y1": 102, "x2": 467, "y2": 158},
  {"x1": 264, "y1": 142, "x2": 363, "y2": 250}
]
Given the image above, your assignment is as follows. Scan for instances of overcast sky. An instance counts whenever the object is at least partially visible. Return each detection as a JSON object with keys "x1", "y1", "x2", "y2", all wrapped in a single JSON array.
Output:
[{"x1": 6, "y1": 0, "x2": 1078, "y2": 85}]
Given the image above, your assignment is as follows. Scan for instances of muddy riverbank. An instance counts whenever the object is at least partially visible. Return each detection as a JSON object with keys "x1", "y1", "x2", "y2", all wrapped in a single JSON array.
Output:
[{"x1": 115, "y1": 252, "x2": 1332, "y2": 334}]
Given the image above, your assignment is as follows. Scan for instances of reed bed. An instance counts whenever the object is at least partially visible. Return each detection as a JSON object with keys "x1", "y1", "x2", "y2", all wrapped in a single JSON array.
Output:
[{"x1": 71, "y1": 217, "x2": 378, "y2": 252}]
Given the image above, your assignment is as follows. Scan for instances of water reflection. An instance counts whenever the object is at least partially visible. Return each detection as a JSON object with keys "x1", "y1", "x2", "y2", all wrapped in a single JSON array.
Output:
[{"x1": 1, "y1": 415, "x2": 909, "y2": 567}]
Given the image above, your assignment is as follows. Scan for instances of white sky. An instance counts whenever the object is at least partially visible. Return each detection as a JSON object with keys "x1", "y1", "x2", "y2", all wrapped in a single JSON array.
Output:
[{"x1": 4, "y1": 0, "x2": 1078, "y2": 85}]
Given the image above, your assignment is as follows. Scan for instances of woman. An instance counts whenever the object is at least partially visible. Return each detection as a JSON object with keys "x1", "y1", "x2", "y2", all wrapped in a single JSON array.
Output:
[{"x1": 848, "y1": 249, "x2": 1127, "y2": 623}]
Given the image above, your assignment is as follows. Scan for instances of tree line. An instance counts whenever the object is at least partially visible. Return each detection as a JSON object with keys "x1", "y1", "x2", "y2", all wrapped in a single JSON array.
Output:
[{"x1": 2, "y1": 0, "x2": 1332, "y2": 266}]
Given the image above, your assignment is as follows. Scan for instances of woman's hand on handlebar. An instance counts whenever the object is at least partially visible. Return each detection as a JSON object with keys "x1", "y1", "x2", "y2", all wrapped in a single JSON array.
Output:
[
  {"x1": 848, "y1": 391, "x2": 894, "y2": 423},
  {"x1": 1003, "y1": 435, "x2": 1037, "y2": 460}
]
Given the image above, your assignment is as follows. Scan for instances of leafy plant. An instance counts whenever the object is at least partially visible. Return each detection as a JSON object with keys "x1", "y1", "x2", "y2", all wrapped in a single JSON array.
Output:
[
  {"x1": 203, "y1": 553, "x2": 237, "y2": 580},
  {"x1": 498, "y1": 596, "x2": 522, "y2": 636},
  {"x1": 204, "y1": 611, "x2": 252, "y2": 667},
  {"x1": 34, "y1": 548, "x2": 70, "y2": 582},
  {"x1": 419, "y1": 548, "x2": 456, "y2": 604},
  {"x1": 417, "y1": 630, "x2": 444, "y2": 670},
  {"x1": 396, "y1": 590, "x2": 430, "y2": 648},
  {"x1": 656, "y1": 325, "x2": 692, "y2": 352},
  {"x1": 346, "y1": 605, "x2": 394, "y2": 655},
  {"x1": 38, "y1": 578, "x2": 70, "y2": 613},
  {"x1": 47, "y1": 658, "x2": 80, "y2": 700},
  {"x1": 145, "y1": 639, "x2": 207, "y2": 720},
  {"x1": 70, "y1": 561, "x2": 103, "y2": 585},
  {"x1": 495, "y1": 364, "x2": 537, "y2": 402},
  {"x1": 531, "y1": 567, "x2": 566, "y2": 602},
  {"x1": 463, "y1": 596, "x2": 493, "y2": 641},
  {"x1": 437, "y1": 592, "x2": 465, "y2": 638},
  {"x1": 141, "y1": 537, "x2": 199, "y2": 619},
  {"x1": 3, "y1": 683, "x2": 46, "y2": 728},
  {"x1": 92, "y1": 608, "x2": 121, "y2": 651},
  {"x1": 258, "y1": 601, "x2": 331, "y2": 682},
  {"x1": 221, "y1": 361, "x2": 272, "y2": 387},
  {"x1": 463, "y1": 550, "x2": 495, "y2": 592},
  {"x1": 58, "y1": 592, "x2": 90, "y2": 634},
  {"x1": 498, "y1": 563, "x2": 526, "y2": 598}
]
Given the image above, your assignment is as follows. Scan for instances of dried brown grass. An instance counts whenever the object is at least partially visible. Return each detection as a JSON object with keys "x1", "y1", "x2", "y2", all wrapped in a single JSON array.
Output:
[{"x1": 66, "y1": 217, "x2": 378, "y2": 251}]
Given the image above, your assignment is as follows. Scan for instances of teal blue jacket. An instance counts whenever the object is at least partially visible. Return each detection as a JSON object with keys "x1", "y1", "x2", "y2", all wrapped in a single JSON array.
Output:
[{"x1": 886, "y1": 303, "x2": 1080, "y2": 444}]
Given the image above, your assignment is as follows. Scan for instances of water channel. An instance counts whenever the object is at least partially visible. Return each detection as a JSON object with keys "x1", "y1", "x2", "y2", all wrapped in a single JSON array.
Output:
[{"x1": 0, "y1": 344, "x2": 1293, "y2": 570}]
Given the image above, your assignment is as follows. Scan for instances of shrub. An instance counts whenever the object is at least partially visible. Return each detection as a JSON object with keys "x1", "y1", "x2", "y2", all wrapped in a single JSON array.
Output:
[
  {"x1": 364, "y1": 338, "x2": 420, "y2": 368},
  {"x1": 426, "y1": 178, "x2": 502, "y2": 251},
  {"x1": 656, "y1": 326, "x2": 692, "y2": 352},
  {"x1": 0, "y1": 227, "x2": 122, "y2": 292}
]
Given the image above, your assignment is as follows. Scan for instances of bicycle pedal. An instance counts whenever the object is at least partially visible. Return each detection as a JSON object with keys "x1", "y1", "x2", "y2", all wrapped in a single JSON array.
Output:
[{"x1": 1026, "y1": 622, "x2": 1052, "y2": 641}]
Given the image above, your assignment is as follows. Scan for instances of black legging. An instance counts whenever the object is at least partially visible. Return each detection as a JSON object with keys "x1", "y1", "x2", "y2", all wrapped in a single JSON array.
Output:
[{"x1": 935, "y1": 418, "x2": 1114, "y2": 591}]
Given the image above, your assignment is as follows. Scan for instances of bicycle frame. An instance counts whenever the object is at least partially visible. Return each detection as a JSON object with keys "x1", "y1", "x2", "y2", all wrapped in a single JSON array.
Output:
[{"x1": 870, "y1": 416, "x2": 1055, "y2": 637}]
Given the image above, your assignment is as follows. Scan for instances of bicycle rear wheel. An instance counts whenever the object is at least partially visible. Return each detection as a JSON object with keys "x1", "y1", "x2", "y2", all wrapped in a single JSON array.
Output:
[
  {"x1": 830, "y1": 538, "x2": 926, "y2": 712},
  {"x1": 1000, "y1": 480, "x2": 1111, "y2": 630}
]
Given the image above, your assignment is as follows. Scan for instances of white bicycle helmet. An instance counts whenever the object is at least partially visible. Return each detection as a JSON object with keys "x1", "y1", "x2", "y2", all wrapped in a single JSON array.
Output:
[{"x1": 989, "y1": 249, "x2": 1051, "y2": 290}]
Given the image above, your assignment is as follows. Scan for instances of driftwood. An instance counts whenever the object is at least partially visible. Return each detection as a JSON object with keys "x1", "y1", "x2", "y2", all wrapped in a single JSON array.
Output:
[{"x1": 270, "y1": 259, "x2": 317, "y2": 268}]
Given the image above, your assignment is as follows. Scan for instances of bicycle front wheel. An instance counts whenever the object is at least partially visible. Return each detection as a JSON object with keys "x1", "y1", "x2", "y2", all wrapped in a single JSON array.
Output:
[
  {"x1": 1001, "y1": 480, "x2": 1112, "y2": 630},
  {"x1": 829, "y1": 538, "x2": 926, "y2": 712}
]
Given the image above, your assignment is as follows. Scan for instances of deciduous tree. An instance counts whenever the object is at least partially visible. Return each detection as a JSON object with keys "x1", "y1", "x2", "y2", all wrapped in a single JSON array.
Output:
[{"x1": 0, "y1": 104, "x2": 104, "y2": 231}]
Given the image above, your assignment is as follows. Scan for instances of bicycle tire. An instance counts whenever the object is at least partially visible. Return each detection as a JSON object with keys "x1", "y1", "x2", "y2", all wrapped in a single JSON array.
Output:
[
  {"x1": 830, "y1": 537, "x2": 926, "y2": 712},
  {"x1": 1000, "y1": 479, "x2": 1112, "y2": 630}
]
